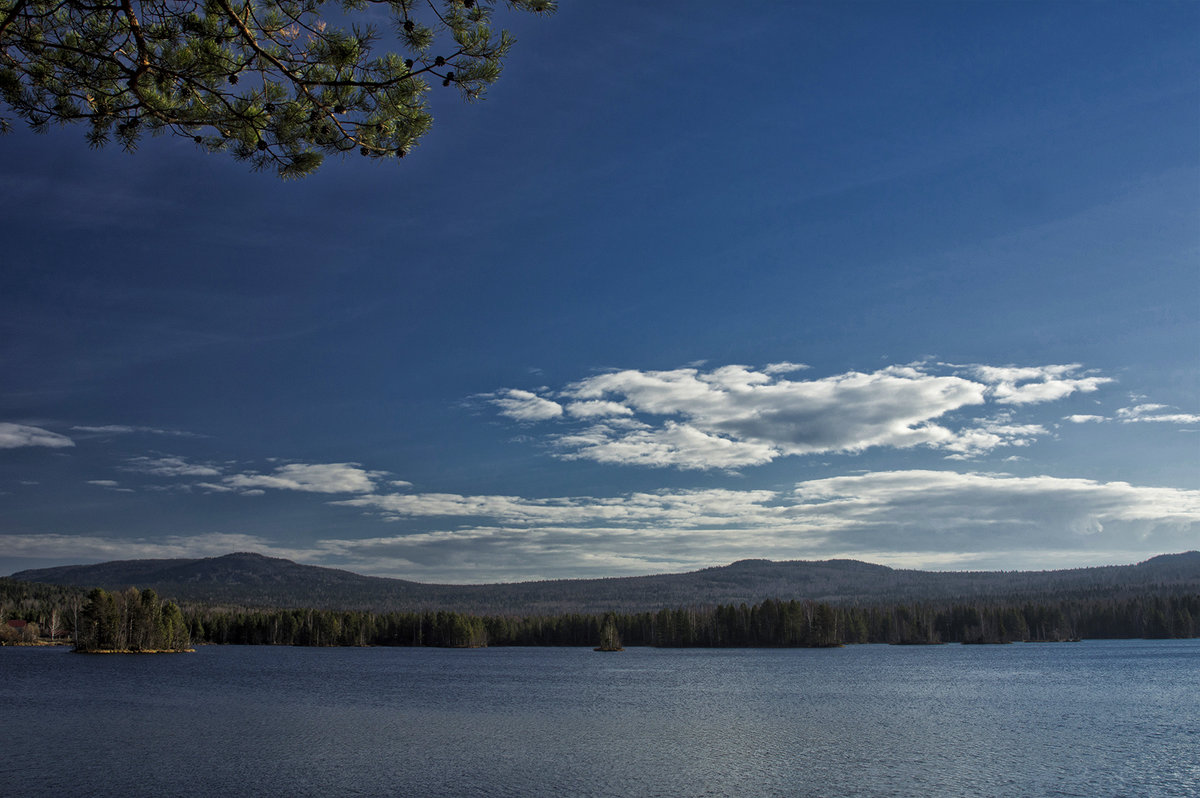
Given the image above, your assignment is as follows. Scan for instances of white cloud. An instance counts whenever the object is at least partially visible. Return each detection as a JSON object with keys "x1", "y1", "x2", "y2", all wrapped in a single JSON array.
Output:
[
  {"x1": 789, "y1": 470, "x2": 1200, "y2": 527},
  {"x1": 556, "y1": 420, "x2": 779, "y2": 470},
  {"x1": 492, "y1": 363, "x2": 1021, "y2": 470},
  {"x1": 565, "y1": 400, "x2": 634, "y2": 419},
  {"x1": 484, "y1": 361, "x2": 1134, "y2": 470},
  {"x1": 72, "y1": 424, "x2": 198, "y2": 437},
  {"x1": 85, "y1": 479, "x2": 135, "y2": 493},
  {"x1": 334, "y1": 486, "x2": 785, "y2": 527},
  {"x1": 0, "y1": 423, "x2": 74, "y2": 449},
  {"x1": 568, "y1": 365, "x2": 986, "y2": 464},
  {"x1": 763, "y1": 361, "x2": 810, "y2": 375},
  {"x1": 1116, "y1": 404, "x2": 1200, "y2": 425},
  {"x1": 115, "y1": 456, "x2": 391, "y2": 497},
  {"x1": 194, "y1": 482, "x2": 239, "y2": 493},
  {"x1": 223, "y1": 462, "x2": 381, "y2": 494},
  {"x1": 124, "y1": 455, "x2": 222, "y2": 477},
  {"x1": 969, "y1": 363, "x2": 1113, "y2": 405},
  {"x1": 490, "y1": 389, "x2": 563, "y2": 421},
  {"x1": 942, "y1": 415, "x2": 1047, "y2": 460},
  {"x1": 1061, "y1": 403, "x2": 1200, "y2": 426}
]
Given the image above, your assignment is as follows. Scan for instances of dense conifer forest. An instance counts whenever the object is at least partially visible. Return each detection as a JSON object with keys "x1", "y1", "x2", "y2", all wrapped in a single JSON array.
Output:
[{"x1": 3, "y1": 577, "x2": 1196, "y2": 649}]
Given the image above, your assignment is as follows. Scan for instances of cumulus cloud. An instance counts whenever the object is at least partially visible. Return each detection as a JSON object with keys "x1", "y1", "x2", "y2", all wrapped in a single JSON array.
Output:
[
  {"x1": 1065, "y1": 414, "x2": 1107, "y2": 424},
  {"x1": 487, "y1": 361, "x2": 1113, "y2": 470},
  {"x1": 763, "y1": 362, "x2": 810, "y2": 375},
  {"x1": 942, "y1": 414, "x2": 1047, "y2": 460},
  {"x1": 223, "y1": 462, "x2": 382, "y2": 494},
  {"x1": 567, "y1": 364, "x2": 986, "y2": 465},
  {"x1": 565, "y1": 400, "x2": 634, "y2": 419},
  {"x1": 968, "y1": 364, "x2": 1113, "y2": 404},
  {"x1": 556, "y1": 420, "x2": 779, "y2": 470},
  {"x1": 490, "y1": 389, "x2": 563, "y2": 421},
  {"x1": 0, "y1": 423, "x2": 74, "y2": 449}
]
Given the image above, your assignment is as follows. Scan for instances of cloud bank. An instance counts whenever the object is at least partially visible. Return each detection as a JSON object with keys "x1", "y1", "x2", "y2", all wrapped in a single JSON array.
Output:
[
  {"x1": 244, "y1": 469, "x2": 1200, "y2": 580},
  {"x1": 7, "y1": 470, "x2": 1196, "y2": 582}
]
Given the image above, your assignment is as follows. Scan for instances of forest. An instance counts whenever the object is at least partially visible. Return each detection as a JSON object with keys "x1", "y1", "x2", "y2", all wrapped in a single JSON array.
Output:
[{"x1": 2, "y1": 577, "x2": 1196, "y2": 649}]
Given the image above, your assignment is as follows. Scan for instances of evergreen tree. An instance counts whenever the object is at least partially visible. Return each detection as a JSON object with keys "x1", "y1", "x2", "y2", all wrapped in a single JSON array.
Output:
[
  {"x1": 80, "y1": 587, "x2": 120, "y2": 650},
  {"x1": 594, "y1": 613, "x2": 622, "y2": 651},
  {"x1": 0, "y1": 0, "x2": 555, "y2": 177}
]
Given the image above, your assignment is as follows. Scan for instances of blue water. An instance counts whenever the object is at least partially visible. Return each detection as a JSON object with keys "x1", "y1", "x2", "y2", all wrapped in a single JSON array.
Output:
[{"x1": 2, "y1": 640, "x2": 1197, "y2": 797}]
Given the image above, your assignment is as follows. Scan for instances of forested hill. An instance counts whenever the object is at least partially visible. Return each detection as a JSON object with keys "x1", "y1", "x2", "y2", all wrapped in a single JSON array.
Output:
[
  {"x1": 9, "y1": 553, "x2": 423, "y2": 610},
  {"x1": 9, "y1": 551, "x2": 1200, "y2": 614}
]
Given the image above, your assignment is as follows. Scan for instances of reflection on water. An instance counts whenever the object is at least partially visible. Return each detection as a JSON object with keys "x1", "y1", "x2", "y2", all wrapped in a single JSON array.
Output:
[{"x1": 2, "y1": 640, "x2": 1197, "y2": 797}]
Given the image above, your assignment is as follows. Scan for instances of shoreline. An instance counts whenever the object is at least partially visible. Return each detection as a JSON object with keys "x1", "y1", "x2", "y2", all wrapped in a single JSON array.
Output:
[{"x1": 72, "y1": 648, "x2": 196, "y2": 654}]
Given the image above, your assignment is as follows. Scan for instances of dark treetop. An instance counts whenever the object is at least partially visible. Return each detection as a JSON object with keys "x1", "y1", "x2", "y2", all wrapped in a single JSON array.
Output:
[{"x1": 0, "y1": 0, "x2": 555, "y2": 176}]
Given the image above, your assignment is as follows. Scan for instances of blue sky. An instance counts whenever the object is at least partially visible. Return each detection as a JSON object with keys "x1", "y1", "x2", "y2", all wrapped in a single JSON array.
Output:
[{"x1": 2, "y1": 1, "x2": 1197, "y2": 582}]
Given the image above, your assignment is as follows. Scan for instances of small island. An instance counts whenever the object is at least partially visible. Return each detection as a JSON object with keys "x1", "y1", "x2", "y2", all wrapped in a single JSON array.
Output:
[{"x1": 73, "y1": 587, "x2": 194, "y2": 654}]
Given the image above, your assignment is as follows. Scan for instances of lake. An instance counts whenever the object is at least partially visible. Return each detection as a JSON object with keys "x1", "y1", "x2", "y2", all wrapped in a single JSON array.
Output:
[{"x1": 2, "y1": 640, "x2": 1197, "y2": 797}]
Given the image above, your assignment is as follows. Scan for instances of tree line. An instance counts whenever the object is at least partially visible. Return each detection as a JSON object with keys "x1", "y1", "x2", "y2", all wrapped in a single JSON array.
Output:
[
  {"x1": 184, "y1": 594, "x2": 1198, "y2": 648},
  {"x1": 2, "y1": 577, "x2": 1196, "y2": 649}
]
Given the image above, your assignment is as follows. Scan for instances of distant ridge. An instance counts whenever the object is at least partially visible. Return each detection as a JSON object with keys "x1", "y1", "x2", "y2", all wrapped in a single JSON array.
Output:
[{"x1": 9, "y1": 551, "x2": 1199, "y2": 615}]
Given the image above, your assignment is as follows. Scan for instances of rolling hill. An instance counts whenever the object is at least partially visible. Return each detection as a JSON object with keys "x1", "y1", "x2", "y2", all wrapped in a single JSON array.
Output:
[{"x1": 9, "y1": 550, "x2": 1200, "y2": 614}]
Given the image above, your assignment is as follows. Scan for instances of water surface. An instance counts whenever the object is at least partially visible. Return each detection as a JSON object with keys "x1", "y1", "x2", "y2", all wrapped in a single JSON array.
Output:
[{"x1": 2, "y1": 640, "x2": 1196, "y2": 797}]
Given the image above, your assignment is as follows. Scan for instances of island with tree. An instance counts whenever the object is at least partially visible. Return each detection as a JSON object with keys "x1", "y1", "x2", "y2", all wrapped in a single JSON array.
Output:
[{"x1": 73, "y1": 587, "x2": 193, "y2": 653}]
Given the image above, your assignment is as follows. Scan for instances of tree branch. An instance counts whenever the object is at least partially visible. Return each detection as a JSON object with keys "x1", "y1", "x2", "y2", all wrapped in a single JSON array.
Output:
[
  {"x1": 0, "y1": 0, "x2": 29, "y2": 40},
  {"x1": 119, "y1": 0, "x2": 150, "y2": 71}
]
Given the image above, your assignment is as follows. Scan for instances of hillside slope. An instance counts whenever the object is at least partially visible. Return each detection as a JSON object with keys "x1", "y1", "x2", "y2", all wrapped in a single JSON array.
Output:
[{"x1": 11, "y1": 551, "x2": 1199, "y2": 614}]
